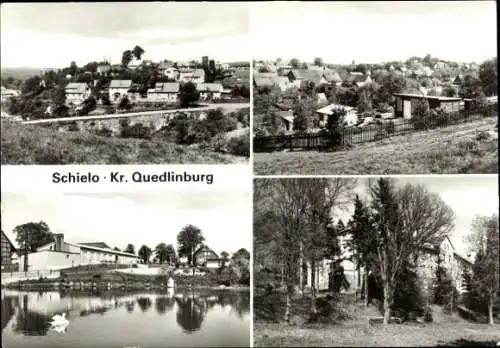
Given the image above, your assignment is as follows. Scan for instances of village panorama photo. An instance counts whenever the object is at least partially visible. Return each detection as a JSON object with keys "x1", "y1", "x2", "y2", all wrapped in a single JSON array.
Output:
[
  {"x1": 253, "y1": 176, "x2": 500, "y2": 347},
  {"x1": 1, "y1": 191, "x2": 252, "y2": 347},
  {"x1": 0, "y1": 2, "x2": 250, "y2": 164},
  {"x1": 251, "y1": 1, "x2": 498, "y2": 175}
]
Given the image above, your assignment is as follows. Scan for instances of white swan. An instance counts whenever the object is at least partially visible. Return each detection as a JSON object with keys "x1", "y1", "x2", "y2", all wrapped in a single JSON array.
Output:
[{"x1": 50, "y1": 313, "x2": 69, "y2": 326}]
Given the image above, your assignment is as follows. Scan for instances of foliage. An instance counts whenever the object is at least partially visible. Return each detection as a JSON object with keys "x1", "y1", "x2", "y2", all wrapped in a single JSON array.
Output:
[
  {"x1": 179, "y1": 82, "x2": 200, "y2": 107},
  {"x1": 434, "y1": 263, "x2": 458, "y2": 313},
  {"x1": 391, "y1": 267, "x2": 425, "y2": 320},
  {"x1": 13, "y1": 221, "x2": 53, "y2": 253},
  {"x1": 118, "y1": 96, "x2": 133, "y2": 110},
  {"x1": 154, "y1": 243, "x2": 176, "y2": 264},
  {"x1": 369, "y1": 178, "x2": 455, "y2": 324},
  {"x1": 227, "y1": 133, "x2": 250, "y2": 157},
  {"x1": 138, "y1": 245, "x2": 152, "y2": 264},
  {"x1": 411, "y1": 98, "x2": 431, "y2": 130},
  {"x1": 121, "y1": 50, "x2": 133, "y2": 67},
  {"x1": 120, "y1": 122, "x2": 153, "y2": 140},
  {"x1": 125, "y1": 244, "x2": 135, "y2": 255},
  {"x1": 479, "y1": 58, "x2": 497, "y2": 97},
  {"x1": 466, "y1": 214, "x2": 499, "y2": 324},
  {"x1": 177, "y1": 224, "x2": 205, "y2": 265}
]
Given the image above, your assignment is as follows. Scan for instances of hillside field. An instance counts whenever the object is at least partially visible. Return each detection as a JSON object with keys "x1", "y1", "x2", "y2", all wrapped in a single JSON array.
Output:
[
  {"x1": 254, "y1": 117, "x2": 498, "y2": 175},
  {"x1": 1, "y1": 120, "x2": 247, "y2": 164}
]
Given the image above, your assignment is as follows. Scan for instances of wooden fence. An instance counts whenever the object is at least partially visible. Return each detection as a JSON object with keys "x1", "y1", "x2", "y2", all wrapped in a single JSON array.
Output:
[{"x1": 253, "y1": 105, "x2": 498, "y2": 153}]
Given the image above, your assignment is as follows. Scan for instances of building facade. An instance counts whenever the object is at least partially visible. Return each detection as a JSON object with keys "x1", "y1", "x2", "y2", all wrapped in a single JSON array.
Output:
[
  {"x1": 1, "y1": 231, "x2": 18, "y2": 272},
  {"x1": 65, "y1": 83, "x2": 91, "y2": 106},
  {"x1": 393, "y1": 93, "x2": 461, "y2": 119},
  {"x1": 19, "y1": 234, "x2": 138, "y2": 271},
  {"x1": 109, "y1": 80, "x2": 132, "y2": 104}
]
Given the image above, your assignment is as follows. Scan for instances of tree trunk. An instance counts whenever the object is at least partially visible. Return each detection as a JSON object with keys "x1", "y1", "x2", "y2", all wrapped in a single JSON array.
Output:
[
  {"x1": 364, "y1": 268, "x2": 369, "y2": 309},
  {"x1": 285, "y1": 284, "x2": 292, "y2": 323},
  {"x1": 298, "y1": 242, "x2": 303, "y2": 295},
  {"x1": 383, "y1": 281, "x2": 392, "y2": 325},
  {"x1": 488, "y1": 296, "x2": 494, "y2": 325},
  {"x1": 311, "y1": 260, "x2": 317, "y2": 315}
]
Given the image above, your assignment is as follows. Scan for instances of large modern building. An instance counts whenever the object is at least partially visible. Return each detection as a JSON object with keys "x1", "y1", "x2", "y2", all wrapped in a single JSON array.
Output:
[
  {"x1": 19, "y1": 234, "x2": 138, "y2": 271},
  {"x1": 1, "y1": 230, "x2": 19, "y2": 272}
]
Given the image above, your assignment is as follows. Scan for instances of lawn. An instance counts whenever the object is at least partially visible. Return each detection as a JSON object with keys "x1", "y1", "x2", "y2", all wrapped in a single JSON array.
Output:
[
  {"x1": 254, "y1": 292, "x2": 500, "y2": 347},
  {"x1": 253, "y1": 117, "x2": 498, "y2": 175},
  {"x1": 254, "y1": 321, "x2": 500, "y2": 347},
  {"x1": 1, "y1": 120, "x2": 248, "y2": 164}
]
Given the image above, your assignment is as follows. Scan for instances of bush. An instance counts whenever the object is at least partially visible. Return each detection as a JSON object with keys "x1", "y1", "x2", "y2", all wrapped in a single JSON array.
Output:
[
  {"x1": 95, "y1": 126, "x2": 113, "y2": 137},
  {"x1": 424, "y1": 306, "x2": 433, "y2": 322},
  {"x1": 227, "y1": 134, "x2": 250, "y2": 157}
]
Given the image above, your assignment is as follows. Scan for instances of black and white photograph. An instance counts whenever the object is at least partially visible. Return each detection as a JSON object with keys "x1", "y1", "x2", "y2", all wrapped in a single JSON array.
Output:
[
  {"x1": 252, "y1": 1, "x2": 498, "y2": 175},
  {"x1": 1, "y1": 191, "x2": 251, "y2": 347},
  {"x1": 254, "y1": 176, "x2": 500, "y2": 346},
  {"x1": 1, "y1": 2, "x2": 250, "y2": 165}
]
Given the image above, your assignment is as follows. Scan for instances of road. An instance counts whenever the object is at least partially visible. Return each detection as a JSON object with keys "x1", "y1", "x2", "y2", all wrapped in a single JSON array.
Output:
[{"x1": 22, "y1": 103, "x2": 250, "y2": 125}]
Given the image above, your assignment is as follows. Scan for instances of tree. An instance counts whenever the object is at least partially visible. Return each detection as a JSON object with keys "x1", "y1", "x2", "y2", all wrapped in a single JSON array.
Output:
[
  {"x1": 369, "y1": 178, "x2": 454, "y2": 324},
  {"x1": 348, "y1": 195, "x2": 377, "y2": 307},
  {"x1": 154, "y1": 243, "x2": 170, "y2": 264},
  {"x1": 479, "y1": 58, "x2": 497, "y2": 97},
  {"x1": 13, "y1": 221, "x2": 53, "y2": 272},
  {"x1": 125, "y1": 244, "x2": 135, "y2": 255},
  {"x1": 292, "y1": 96, "x2": 316, "y2": 132},
  {"x1": 466, "y1": 214, "x2": 499, "y2": 324},
  {"x1": 132, "y1": 45, "x2": 145, "y2": 60},
  {"x1": 313, "y1": 57, "x2": 323, "y2": 67},
  {"x1": 411, "y1": 98, "x2": 431, "y2": 130},
  {"x1": 165, "y1": 244, "x2": 176, "y2": 264},
  {"x1": 433, "y1": 260, "x2": 458, "y2": 313},
  {"x1": 68, "y1": 61, "x2": 78, "y2": 76},
  {"x1": 118, "y1": 96, "x2": 132, "y2": 110},
  {"x1": 290, "y1": 58, "x2": 300, "y2": 68},
  {"x1": 113, "y1": 247, "x2": 121, "y2": 251},
  {"x1": 138, "y1": 245, "x2": 152, "y2": 264},
  {"x1": 121, "y1": 50, "x2": 133, "y2": 67},
  {"x1": 221, "y1": 251, "x2": 230, "y2": 267},
  {"x1": 177, "y1": 225, "x2": 205, "y2": 265},
  {"x1": 179, "y1": 82, "x2": 200, "y2": 107}
]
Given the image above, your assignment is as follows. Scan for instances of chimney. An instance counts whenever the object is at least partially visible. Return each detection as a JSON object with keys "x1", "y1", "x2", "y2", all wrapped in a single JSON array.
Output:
[{"x1": 54, "y1": 234, "x2": 64, "y2": 252}]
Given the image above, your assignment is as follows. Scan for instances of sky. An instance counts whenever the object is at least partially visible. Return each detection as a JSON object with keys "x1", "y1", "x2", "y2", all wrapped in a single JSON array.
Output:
[
  {"x1": 334, "y1": 175, "x2": 499, "y2": 257},
  {"x1": 1, "y1": 192, "x2": 252, "y2": 256},
  {"x1": 0, "y1": 2, "x2": 249, "y2": 68},
  {"x1": 250, "y1": 1, "x2": 497, "y2": 64}
]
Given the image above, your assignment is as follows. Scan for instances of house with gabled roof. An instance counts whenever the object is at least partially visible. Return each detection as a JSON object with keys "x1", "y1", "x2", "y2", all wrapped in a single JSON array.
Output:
[
  {"x1": 1, "y1": 230, "x2": 19, "y2": 272},
  {"x1": 65, "y1": 82, "x2": 91, "y2": 106},
  {"x1": 344, "y1": 72, "x2": 372, "y2": 88},
  {"x1": 147, "y1": 82, "x2": 180, "y2": 104},
  {"x1": 109, "y1": 80, "x2": 132, "y2": 103},
  {"x1": 193, "y1": 245, "x2": 224, "y2": 268},
  {"x1": 198, "y1": 83, "x2": 223, "y2": 101},
  {"x1": 287, "y1": 69, "x2": 325, "y2": 87}
]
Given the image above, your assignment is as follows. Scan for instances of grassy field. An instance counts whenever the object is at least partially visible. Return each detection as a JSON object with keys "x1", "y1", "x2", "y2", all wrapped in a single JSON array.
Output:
[
  {"x1": 254, "y1": 292, "x2": 500, "y2": 347},
  {"x1": 1, "y1": 120, "x2": 247, "y2": 164},
  {"x1": 254, "y1": 321, "x2": 500, "y2": 347},
  {"x1": 254, "y1": 117, "x2": 498, "y2": 175}
]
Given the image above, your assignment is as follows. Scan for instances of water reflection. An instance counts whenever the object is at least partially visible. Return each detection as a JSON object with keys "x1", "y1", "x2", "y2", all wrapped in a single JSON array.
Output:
[{"x1": 1, "y1": 288, "x2": 250, "y2": 347}]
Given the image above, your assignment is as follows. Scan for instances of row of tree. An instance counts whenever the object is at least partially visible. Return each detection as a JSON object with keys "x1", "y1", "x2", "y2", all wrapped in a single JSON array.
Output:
[{"x1": 255, "y1": 178, "x2": 499, "y2": 325}]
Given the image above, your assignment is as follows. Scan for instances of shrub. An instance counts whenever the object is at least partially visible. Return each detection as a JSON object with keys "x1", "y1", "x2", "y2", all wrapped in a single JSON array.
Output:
[
  {"x1": 68, "y1": 121, "x2": 80, "y2": 132},
  {"x1": 374, "y1": 129, "x2": 388, "y2": 141},
  {"x1": 95, "y1": 126, "x2": 113, "y2": 137},
  {"x1": 118, "y1": 96, "x2": 132, "y2": 110},
  {"x1": 385, "y1": 120, "x2": 395, "y2": 134},
  {"x1": 424, "y1": 306, "x2": 433, "y2": 322},
  {"x1": 227, "y1": 134, "x2": 250, "y2": 157}
]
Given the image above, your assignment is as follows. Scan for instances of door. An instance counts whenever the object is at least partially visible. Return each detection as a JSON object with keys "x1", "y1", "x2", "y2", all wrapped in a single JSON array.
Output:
[{"x1": 403, "y1": 100, "x2": 412, "y2": 119}]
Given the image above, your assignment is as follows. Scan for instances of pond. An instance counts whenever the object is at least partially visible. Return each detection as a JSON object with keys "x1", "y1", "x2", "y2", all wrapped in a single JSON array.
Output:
[{"x1": 1, "y1": 288, "x2": 250, "y2": 347}]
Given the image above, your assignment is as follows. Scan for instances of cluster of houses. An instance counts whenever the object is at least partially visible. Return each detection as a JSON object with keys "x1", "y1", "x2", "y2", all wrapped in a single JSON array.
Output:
[
  {"x1": 1, "y1": 230, "x2": 230, "y2": 273},
  {"x1": 65, "y1": 78, "x2": 228, "y2": 107},
  {"x1": 254, "y1": 58, "x2": 497, "y2": 134}
]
